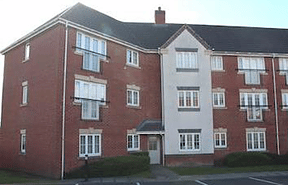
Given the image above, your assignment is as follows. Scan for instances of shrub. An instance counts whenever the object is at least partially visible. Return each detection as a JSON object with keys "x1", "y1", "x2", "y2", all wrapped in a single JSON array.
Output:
[
  {"x1": 65, "y1": 155, "x2": 150, "y2": 179},
  {"x1": 223, "y1": 152, "x2": 272, "y2": 167},
  {"x1": 130, "y1": 151, "x2": 149, "y2": 157}
]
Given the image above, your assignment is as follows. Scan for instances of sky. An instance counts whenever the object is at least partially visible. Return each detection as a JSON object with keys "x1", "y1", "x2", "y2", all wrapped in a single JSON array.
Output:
[{"x1": 1, "y1": 0, "x2": 288, "y2": 114}]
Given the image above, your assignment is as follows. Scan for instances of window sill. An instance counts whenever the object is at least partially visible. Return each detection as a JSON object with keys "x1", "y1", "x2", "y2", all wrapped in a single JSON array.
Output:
[
  {"x1": 20, "y1": 103, "x2": 28, "y2": 107},
  {"x1": 126, "y1": 105, "x2": 141, "y2": 109},
  {"x1": 127, "y1": 149, "x2": 140, "y2": 152},
  {"x1": 213, "y1": 106, "x2": 227, "y2": 109},
  {"x1": 81, "y1": 68, "x2": 101, "y2": 74},
  {"x1": 215, "y1": 147, "x2": 227, "y2": 149},
  {"x1": 78, "y1": 155, "x2": 101, "y2": 160},
  {"x1": 19, "y1": 152, "x2": 26, "y2": 155},
  {"x1": 125, "y1": 63, "x2": 141, "y2": 69},
  {"x1": 176, "y1": 68, "x2": 199, "y2": 72},
  {"x1": 212, "y1": 69, "x2": 225, "y2": 72},
  {"x1": 81, "y1": 118, "x2": 100, "y2": 121},
  {"x1": 22, "y1": 59, "x2": 29, "y2": 63},
  {"x1": 247, "y1": 120, "x2": 264, "y2": 123},
  {"x1": 178, "y1": 108, "x2": 200, "y2": 112}
]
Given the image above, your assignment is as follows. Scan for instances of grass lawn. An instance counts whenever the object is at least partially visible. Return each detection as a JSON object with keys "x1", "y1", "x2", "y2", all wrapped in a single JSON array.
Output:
[
  {"x1": 0, "y1": 170, "x2": 56, "y2": 184},
  {"x1": 169, "y1": 165, "x2": 288, "y2": 176}
]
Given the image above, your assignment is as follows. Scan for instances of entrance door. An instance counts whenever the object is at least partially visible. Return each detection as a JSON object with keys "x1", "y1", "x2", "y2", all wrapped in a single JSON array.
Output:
[{"x1": 148, "y1": 136, "x2": 160, "y2": 164}]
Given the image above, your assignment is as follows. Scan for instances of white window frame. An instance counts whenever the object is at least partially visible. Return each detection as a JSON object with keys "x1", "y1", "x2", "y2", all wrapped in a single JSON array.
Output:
[
  {"x1": 214, "y1": 132, "x2": 227, "y2": 148},
  {"x1": 238, "y1": 57, "x2": 265, "y2": 85},
  {"x1": 279, "y1": 58, "x2": 288, "y2": 84},
  {"x1": 178, "y1": 90, "x2": 199, "y2": 108},
  {"x1": 127, "y1": 134, "x2": 140, "y2": 151},
  {"x1": 176, "y1": 52, "x2": 198, "y2": 69},
  {"x1": 22, "y1": 82, "x2": 28, "y2": 105},
  {"x1": 246, "y1": 131, "x2": 266, "y2": 151},
  {"x1": 240, "y1": 92, "x2": 267, "y2": 121},
  {"x1": 20, "y1": 130, "x2": 26, "y2": 154},
  {"x1": 282, "y1": 93, "x2": 288, "y2": 109},
  {"x1": 25, "y1": 43, "x2": 30, "y2": 61},
  {"x1": 74, "y1": 80, "x2": 106, "y2": 120},
  {"x1": 76, "y1": 32, "x2": 106, "y2": 72},
  {"x1": 126, "y1": 49, "x2": 139, "y2": 66},
  {"x1": 213, "y1": 92, "x2": 225, "y2": 107},
  {"x1": 211, "y1": 56, "x2": 223, "y2": 71},
  {"x1": 179, "y1": 133, "x2": 201, "y2": 151},
  {"x1": 79, "y1": 134, "x2": 101, "y2": 157},
  {"x1": 127, "y1": 89, "x2": 139, "y2": 106}
]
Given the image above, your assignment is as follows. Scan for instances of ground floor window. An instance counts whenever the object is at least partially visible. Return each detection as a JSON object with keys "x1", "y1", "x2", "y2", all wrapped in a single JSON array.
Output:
[
  {"x1": 246, "y1": 131, "x2": 266, "y2": 151},
  {"x1": 79, "y1": 134, "x2": 101, "y2": 157},
  {"x1": 20, "y1": 130, "x2": 26, "y2": 154},
  {"x1": 179, "y1": 133, "x2": 200, "y2": 151},
  {"x1": 127, "y1": 134, "x2": 139, "y2": 151},
  {"x1": 214, "y1": 132, "x2": 227, "y2": 148}
]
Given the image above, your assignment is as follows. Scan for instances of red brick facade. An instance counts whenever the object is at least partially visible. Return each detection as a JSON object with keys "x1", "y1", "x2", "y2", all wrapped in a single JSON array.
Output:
[{"x1": 0, "y1": 25, "x2": 161, "y2": 178}]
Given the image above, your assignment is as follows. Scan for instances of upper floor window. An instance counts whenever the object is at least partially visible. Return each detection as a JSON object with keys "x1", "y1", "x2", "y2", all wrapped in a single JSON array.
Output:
[
  {"x1": 25, "y1": 43, "x2": 30, "y2": 61},
  {"x1": 246, "y1": 131, "x2": 266, "y2": 151},
  {"x1": 178, "y1": 90, "x2": 199, "y2": 108},
  {"x1": 75, "y1": 80, "x2": 106, "y2": 120},
  {"x1": 279, "y1": 58, "x2": 288, "y2": 84},
  {"x1": 282, "y1": 92, "x2": 288, "y2": 109},
  {"x1": 127, "y1": 134, "x2": 139, "y2": 151},
  {"x1": 238, "y1": 57, "x2": 265, "y2": 85},
  {"x1": 240, "y1": 92, "x2": 267, "y2": 121},
  {"x1": 213, "y1": 92, "x2": 225, "y2": 108},
  {"x1": 79, "y1": 134, "x2": 101, "y2": 157},
  {"x1": 179, "y1": 133, "x2": 200, "y2": 151},
  {"x1": 127, "y1": 89, "x2": 139, "y2": 106},
  {"x1": 76, "y1": 32, "x2": 106, "y2": 72},
  {"x1": 22, "y1": 81, "x2": 28, "y2": 105},
  {"x1": 211, "y1": 56, "x2": 223, "y2": 71},
  {"x1": 126, "y1": 49, "x2": 139, "y2": 67},
  {"x1": 176, "y1": 51, "x2": 198, "y2": 70}
]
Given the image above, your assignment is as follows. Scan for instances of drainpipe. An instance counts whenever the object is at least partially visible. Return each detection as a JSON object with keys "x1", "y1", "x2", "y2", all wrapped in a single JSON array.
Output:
[
  {"x1": 158, "y1": 48, "x2": 165, "y2": 166},
  {"x1": 272, "y1": 53, "x2": 280, "y2": 155},
  {"x1": 61, "y1": 21, "x2": 69, "y2": 180}
]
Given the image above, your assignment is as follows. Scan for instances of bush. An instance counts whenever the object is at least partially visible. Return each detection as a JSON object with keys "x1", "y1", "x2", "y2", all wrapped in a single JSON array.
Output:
[
  {"x1": 66, "y1": 155, "x2": 150, "y2": 179},
  {"x1": 130, "y1": 151, "x2": 149, "y2": 157},
  {"x1": 223, "y1": 152, "x2": 272, "y2": 167}
]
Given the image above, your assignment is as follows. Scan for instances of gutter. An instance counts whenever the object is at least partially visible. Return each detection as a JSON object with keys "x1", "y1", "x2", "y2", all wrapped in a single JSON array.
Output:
[
  {"x1": 272, "y1": 53, "x2": 280, "y2": 155},
  {"x1": 61, "y1": 21, "x2": 69, "y2": 180}
]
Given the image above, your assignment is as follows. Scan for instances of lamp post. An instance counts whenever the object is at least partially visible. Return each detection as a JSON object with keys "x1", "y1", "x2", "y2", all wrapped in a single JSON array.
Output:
[{"x1": 84, "y1": 154, "x2": 89, "y2": 181}]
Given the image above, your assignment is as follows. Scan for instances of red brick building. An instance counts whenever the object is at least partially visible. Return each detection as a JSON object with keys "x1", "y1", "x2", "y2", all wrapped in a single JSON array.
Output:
[{"x1": 1, "y1": 3, "x2": 288, "y2": 178}]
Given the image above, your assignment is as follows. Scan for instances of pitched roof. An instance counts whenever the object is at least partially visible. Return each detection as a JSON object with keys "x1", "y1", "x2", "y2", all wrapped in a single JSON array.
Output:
[
  {"x1": 136, "y1": 120, "x2": 164, "y2": 132},
  {"x1": 60, "y1": 3, "x2": 288, "y2": 53},
  {"x1": 2, "y1": 3, "x2": 288, "y2": 54}
]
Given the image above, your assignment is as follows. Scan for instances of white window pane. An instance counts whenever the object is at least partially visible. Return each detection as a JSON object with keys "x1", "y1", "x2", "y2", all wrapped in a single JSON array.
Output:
[
  {"x1": 83, "y1": 52, "x2": 90, "y2": 69},
  {"x1": 91, "y1": 54, "x2": 99, "y2": 72},
  {"x1": 186, "y1": 92, "x2": 191, "y2": 107},
  {"x1": 180, "y1": 134, "x2": 185, "y2": 150},
  {"x1": 82, "y1": 100, "x2": 89, "y2": 119},
  {"x1": 95, "y1": 135, "x2": 100, "y2": 154},
  {"x1": 134, "y1": 135, "x2": 139, "y2": 148},
  {"x1": 133, "y1": 91, "x2": 139, "y2": 105},
  {"x1": 93, "y1": 39, "x2": 98, "y2": 52},
  {"x1": 127, "y1": 50, "x2": 131, "y2": 64},
  {"x1": 25, "y1": 44, "x2": 30, "y2": 60},
  {"x1": 88, "y1": 136, "x2": 93, "y2": 153},
  {"x1": 213, "y1": 93, "x2": 218, "y2": 106},
  {"x1": 193, "y1": 92, "x2": 199, "y2": 107},
  {"x1": 128, "y1": 135, "x2": 132, "y2": 148},
  {"x1": 194, "y1": 134, "x2": 200, "y2": 149},
  {"x1": 80, "y1": 136, "x2": 86, "y2": 154},
  {"x1": 77, "y1": 33, "x2": 82, "y2": 48},
  {"x1": 101, "y1": 41, "x2": 105, "y2": 55},
  {"x1": 127, "y1": 90, "x2": 132, "y2": 104},
  {"x1": 133, "y1": 52, "x2": 138, "y2": 65},
  {"x1": 179, "y1": 92, "x2": 184, "y2": 107},
  {"x1": 22, "y1": 85, "x2": 28, "y2": 104},
  {"x1": 85, "y1": 36, "x2": 90, "y2": 50}
]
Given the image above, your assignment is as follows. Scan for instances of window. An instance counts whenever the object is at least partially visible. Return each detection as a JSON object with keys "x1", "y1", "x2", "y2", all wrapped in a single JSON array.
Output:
[
  {"x1": 282, "y1": 93, "x2": 288, "y2": 109},
  {"x1": 240, "y1": 92, "x2": 267, "y2": 121},
  {"x1": 126, "y1": 49, "x2": 139, "y2": 66},
  {"x1": 127, "y1": 134, "x2": 139, "y2": 151},
  {"x1": 20, "y1": 130, "x2": 26, "y2": 154},
  {"x1": 176, "y1": 52, "x2": 198, "y2": 69},
  {"x1": 22, "y1": 81, "x2": 28, "y2": 105},
  {"x1": 213, "y1": 92, "x2": 225, "y2": 107},
  {"x1": 79, "y1": 134, "x2": 101, "y2": 157},
  {"x1": 214, "y1": 132, "x2": 227, "y2": 148},
  {"x1": 74, "y1": 80, "x2": 106, "y2": 120},
  {"x1": 25, "y1": 43, "x2": 30, "y2": 61},
  {"x1": 76, "y1": 32, "x2": 106, "y2": 72},
  {"x1": 211, "y1": 56, "x2": 223, "y2": 71},
  {"x1": 238, "y1": 57, "x2": 265, "y2": 84},
  {"x1": 279, "y1": 58, "x2": 288, "y2": 84},
  {"x1": 179, "y1": 133, "x2": 200, "y2": 151},
  {"x1": 127, "y1": 89, "x2": 139, "y2": 106},
  {"x1": 178, "y1": 91, "x2": 199, "y2": 108},
  {"x1": 246, "y1": 131, "x2": 266, "y2": 151}
]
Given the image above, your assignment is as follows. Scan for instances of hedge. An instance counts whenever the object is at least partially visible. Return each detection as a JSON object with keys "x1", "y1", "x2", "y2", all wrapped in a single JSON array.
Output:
[
  {"x1": 65, "y1": 154, "x2": 150, "y2": 179},
  {"x1": 223, "y1": 152, "x2": 272, "y2": 167}
]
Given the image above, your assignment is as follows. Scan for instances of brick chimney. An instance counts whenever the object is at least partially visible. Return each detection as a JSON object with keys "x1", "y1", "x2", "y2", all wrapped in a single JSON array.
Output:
[{"x1": 155, "y1": 7, "x2": 165, "y2": 24}]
